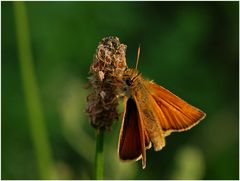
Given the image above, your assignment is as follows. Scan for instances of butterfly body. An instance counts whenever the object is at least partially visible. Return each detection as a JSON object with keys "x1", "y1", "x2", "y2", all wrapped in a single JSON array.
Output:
[{"x1": 118, "y1": 68, "x2": 206, "y2": 169}]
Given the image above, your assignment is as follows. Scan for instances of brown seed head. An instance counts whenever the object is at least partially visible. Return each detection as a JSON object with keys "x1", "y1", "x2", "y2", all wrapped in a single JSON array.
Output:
[{"x1": 86, "y1": 36, "x2": 127, "y2": 130}]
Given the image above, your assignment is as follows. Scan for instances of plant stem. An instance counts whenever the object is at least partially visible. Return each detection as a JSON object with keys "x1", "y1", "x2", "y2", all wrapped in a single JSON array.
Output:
[
  {"x1": 95, "y1": 129, "x2": 104, "y2": 180},
  {"x1": 13, "y1": 2, "x2": 56, "y2": 179}
]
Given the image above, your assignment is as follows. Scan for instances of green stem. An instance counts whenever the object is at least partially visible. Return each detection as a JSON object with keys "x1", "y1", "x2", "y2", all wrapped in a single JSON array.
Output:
[
  {"x1": 95, "y1": 129, "x2": 104, "y2": 180},
  {"x1": 13, "y1": 2, "x2": 56, "y2": 179}
]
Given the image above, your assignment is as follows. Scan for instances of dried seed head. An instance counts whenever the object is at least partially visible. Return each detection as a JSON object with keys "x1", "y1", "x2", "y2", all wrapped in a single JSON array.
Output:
[{"x1": 86, "y1": 36, "x2": 127, "y2": 130}]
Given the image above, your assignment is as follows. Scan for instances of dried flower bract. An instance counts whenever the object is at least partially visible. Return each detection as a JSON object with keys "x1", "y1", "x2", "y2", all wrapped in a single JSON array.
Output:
[{"x1": 86, "y1": 37, "x2": 127, "y2": 130}]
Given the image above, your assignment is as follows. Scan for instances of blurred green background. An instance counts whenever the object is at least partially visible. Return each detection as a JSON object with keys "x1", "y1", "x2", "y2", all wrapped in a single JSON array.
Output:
[{"x1": 2, "y1": 1, "x2": 239, "y2": 180}]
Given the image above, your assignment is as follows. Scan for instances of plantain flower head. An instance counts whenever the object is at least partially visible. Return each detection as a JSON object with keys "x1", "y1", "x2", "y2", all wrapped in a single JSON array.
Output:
[{"x1": 86, "y1": 37, "x2": 127, "y2": 130}]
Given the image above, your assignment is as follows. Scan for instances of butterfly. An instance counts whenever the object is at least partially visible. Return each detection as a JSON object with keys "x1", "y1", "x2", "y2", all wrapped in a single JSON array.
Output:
[{"x1": 118, "y1": 47, "x2": 206, "y2": 169}]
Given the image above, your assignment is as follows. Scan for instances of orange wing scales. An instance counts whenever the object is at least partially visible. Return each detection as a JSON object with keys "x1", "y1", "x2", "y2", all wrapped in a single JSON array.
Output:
[{"x1": 149, "y1": 81, "x2": 206, "y2": 136}]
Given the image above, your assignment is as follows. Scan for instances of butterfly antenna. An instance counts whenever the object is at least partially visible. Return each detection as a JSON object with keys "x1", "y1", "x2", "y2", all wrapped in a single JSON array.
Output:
[{"x1": 135, "y1": 45, "x2": 141, "y2": 70}]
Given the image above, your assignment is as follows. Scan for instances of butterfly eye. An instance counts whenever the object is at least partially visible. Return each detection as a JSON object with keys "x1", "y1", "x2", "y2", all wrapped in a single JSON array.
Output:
[{"x1": 126, "y1": 78, "x2": 132, "y2": 86}]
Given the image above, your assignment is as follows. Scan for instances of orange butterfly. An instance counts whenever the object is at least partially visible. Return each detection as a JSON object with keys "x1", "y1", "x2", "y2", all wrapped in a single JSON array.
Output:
[{"x1": 118, "y1": 47, "x2": 206, "y2": 169}]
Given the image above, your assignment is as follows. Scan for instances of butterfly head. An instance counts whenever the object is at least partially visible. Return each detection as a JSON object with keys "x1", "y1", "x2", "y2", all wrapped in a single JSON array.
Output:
[
  {"x1": 118, "y1": 68, "x2": 141, "y2": 97},
  {"x1": 123, "y1": 68, "x2": 140, "y2": 83}
]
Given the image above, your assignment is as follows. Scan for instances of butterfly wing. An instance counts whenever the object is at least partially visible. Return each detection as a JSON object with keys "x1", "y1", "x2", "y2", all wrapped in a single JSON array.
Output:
[
  {"x1": 148, "y1": 81, "x2": 206, "y2": 136},
  {"x1": 118, "y1": 97, "x2": 147, "y2": 168}
]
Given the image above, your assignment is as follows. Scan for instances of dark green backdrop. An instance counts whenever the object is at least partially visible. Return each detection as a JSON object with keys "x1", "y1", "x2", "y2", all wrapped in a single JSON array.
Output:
[{"x1": 2, "y1": 1, "x2": 239, "y2": 179}]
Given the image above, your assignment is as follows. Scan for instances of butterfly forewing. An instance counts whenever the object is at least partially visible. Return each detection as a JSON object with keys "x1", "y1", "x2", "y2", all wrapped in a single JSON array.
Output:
[
  {"x1": 149, "y1": 82, "x2": 206, "y2": 136},
  {"x1": 118, "y1": 98, "x2": 144, "y2": 162}
]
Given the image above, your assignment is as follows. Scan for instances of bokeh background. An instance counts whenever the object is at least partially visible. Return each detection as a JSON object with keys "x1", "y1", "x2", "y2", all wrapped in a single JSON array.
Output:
[{"x1": 2, "y1": 1, "x2": 239, "y2": 180}]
